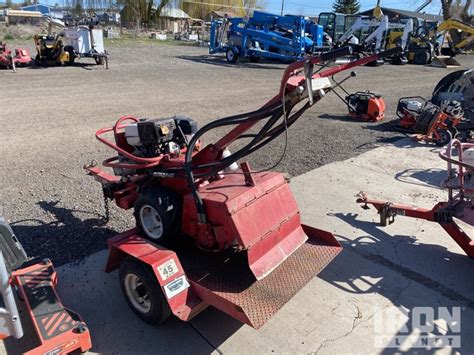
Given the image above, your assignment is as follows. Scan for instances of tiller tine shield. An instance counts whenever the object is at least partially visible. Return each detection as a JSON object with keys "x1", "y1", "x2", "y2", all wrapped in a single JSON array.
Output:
[{"x1": 246, "y1": 214, "x2": 308, "y2": 280}]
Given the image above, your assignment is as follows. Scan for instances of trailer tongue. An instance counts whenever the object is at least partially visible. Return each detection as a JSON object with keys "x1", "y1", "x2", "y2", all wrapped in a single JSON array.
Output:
[{"x1": 87, "y1": 46, "x2": 402, "y2": 327}]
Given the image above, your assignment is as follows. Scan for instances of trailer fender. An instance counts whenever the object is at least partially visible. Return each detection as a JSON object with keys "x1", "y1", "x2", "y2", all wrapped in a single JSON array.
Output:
[{"x1": 105, "y1": 229, "x2": 206, "y2": 321}]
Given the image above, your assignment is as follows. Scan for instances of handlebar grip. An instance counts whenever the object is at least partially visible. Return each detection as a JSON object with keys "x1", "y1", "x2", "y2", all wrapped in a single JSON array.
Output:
[
  {"x1": 319, "y1": 46, "x2": 353, "y2": 62},
  {"x1": 378, "y1": 47, "x2": 403, "y2": 58}
]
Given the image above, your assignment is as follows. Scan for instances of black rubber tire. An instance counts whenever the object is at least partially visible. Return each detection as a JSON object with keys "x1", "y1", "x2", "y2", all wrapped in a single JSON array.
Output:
[
  {"x1": 226, "y1": 48, "x2": 239, "y2": 64},
  {"x1": 414, "y1": 103, "x2": 440, "y2": 134},
  {"x1": 249, "y1": 55, "x2": 261, "y2": 63},
  {"x1": 34, "y1": 54, "x2": 42, "y2": 66},
  {"x1": 64, "y1": 46, "x2": 75, "y2": 65},
  {"x1": 119, "y1": 258, "x2": 171, "y2": 325},
  {"x1": 414, "y1": 51, "x2": 430, "y2": 65},
  {"x1": 133, "y1": 185, "x2": 181, "y2": 245}
]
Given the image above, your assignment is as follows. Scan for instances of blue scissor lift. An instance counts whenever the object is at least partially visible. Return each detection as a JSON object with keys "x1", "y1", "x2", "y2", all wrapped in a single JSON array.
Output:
[{"x1": 209, "y1": 11, "x2": 323, "y2": 63}]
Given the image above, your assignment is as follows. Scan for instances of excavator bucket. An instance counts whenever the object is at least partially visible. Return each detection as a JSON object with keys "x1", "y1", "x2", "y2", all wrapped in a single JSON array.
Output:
[{"x1": 431, "y1": 55, "x2": 462, "y2": 68}]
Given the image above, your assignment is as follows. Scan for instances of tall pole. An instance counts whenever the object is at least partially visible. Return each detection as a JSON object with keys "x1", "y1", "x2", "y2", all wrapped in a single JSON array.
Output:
[{"x1": 280, "y1": 0, "x2": 285, "y2": 15}]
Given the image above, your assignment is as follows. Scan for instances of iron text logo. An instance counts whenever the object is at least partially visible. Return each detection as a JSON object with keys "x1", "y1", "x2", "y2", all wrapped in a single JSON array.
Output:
[{"x1": 374, "y1": 306, "x2": 461, "y2": 349}]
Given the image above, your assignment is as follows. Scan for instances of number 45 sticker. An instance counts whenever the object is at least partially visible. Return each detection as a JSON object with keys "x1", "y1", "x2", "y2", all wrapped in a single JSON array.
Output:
[{"x1": 157, "y1": 259, "x2": 179, "y2": 281}]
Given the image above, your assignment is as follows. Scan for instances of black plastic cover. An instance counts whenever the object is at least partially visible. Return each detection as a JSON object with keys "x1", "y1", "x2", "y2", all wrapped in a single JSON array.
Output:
[{"x1": 174, "y1": 116, "x2": 198, "y2": 135}]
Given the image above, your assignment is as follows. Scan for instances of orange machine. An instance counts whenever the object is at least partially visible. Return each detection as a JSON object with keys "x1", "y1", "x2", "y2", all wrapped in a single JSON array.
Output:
[{"x1": 346, "y1": 91, "x2": 386, "y2": 122}]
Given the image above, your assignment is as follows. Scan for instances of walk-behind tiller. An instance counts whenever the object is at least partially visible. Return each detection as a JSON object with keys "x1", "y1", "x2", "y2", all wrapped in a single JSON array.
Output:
[
  {"x1": 86, "y1": 46, "x2": 401, "y2": 329},
  {"x1": 397, "y1": 97, "x2": 466, "y2": 145},
  {"x1": 357, "y1": 138, "x2": 474, "y2": 258}
]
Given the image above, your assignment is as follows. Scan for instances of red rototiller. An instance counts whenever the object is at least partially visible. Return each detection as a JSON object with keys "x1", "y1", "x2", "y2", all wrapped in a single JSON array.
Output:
[
  {"x1": 86, "y1": 47, "x2": 401, "y2": 328},
  {"x1": 0, "y1": 42, "x2": 32, "y2": 71},
  {"x1": 357, "y1": 138, "x2": 474, "y2": 258}
]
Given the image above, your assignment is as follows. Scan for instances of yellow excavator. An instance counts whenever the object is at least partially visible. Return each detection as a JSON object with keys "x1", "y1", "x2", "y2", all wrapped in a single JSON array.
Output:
[
  {"x1": 429, "y1": 18, "x2": 474, "y2": 67},
  {"x1": 385, "y1": 18, "x2": 473, "y2": 67}
]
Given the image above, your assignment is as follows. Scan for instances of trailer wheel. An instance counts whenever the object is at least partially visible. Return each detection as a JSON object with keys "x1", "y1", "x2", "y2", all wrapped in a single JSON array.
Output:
[
  {"x1": 226, "y1": 48, "x2": 239, "y2": 64},
  {"x1": 134, "y1": 186, "x2": 181, "y2": 244},
  {"x1": 119, "y1": 258, "x2": 171, "y2": 324}
]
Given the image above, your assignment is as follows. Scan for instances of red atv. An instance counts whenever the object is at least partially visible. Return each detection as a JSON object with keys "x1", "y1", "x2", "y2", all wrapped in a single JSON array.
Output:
[{"x1": 0, "y1": 42, "x2": 32, "y2": 69}]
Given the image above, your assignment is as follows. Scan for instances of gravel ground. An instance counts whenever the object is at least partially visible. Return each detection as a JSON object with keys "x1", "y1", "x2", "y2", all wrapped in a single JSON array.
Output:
[{"x1": 1, "y1": 40, "x2": 472, "y2": 266}]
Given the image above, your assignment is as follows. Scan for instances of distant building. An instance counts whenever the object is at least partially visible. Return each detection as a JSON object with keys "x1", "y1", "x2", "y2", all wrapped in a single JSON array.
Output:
[
  {"x1": 3, "y1": 9, "x2": 43, "y2": 24},
  {"x1": 156, "y1": 4, "x2": 190, "y2": 33},
  {"x1": 121, "y1": 1, "x2": 191, "y2": 32},
  {"x1": 21, "y1": 4, "x2": 64, "y2": 19},
  {"x1": 95, "y1": 12, "x2": 121, "y2": 25}
]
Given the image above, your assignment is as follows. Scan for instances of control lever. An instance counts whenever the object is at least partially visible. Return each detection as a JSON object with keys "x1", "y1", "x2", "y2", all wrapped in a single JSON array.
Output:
[
  {"x1": 304, "y1": 60, "x2": 314, "y2": 106},
  {"x1": 330, "y1": 71, "x2": 357, "y2": 109}
]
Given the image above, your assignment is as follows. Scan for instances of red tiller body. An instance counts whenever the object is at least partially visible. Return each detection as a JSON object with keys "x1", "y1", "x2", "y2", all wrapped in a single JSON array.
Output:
[
  {"x1": 182, "y1": 171, "x2": 307, "y2": 278},
  {"x1": 0, "y1": 43, "x2": 32, "y2": 68}
]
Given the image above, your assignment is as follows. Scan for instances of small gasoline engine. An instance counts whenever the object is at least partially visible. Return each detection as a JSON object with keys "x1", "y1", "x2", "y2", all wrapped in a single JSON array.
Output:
[{"x1": 113, "y1": 116, "x2": 198, "y2": 176}]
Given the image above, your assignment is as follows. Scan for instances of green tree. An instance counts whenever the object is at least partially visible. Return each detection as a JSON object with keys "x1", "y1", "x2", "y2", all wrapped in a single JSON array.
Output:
[
  {"x1": 332, "y1": 0, "x2": 360, "y2": 14},
  {"x1": 73, "y1": 2, "x2": 83, "y2": 16}
]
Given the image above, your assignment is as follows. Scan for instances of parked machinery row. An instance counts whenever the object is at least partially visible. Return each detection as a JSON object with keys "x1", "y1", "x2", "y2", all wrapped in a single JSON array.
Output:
[{"x1": 1, "y1": 17, "x2": 108, "y2": 71}]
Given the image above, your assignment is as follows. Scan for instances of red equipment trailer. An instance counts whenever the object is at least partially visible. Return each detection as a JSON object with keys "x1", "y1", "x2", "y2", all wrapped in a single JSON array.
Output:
[
  {"x1": 357, "y1": 138, "x2": 474, "y2": 258},
  {"x1": 86, "y1": 47, "x2": 402, "y2": 328},
  {"x1": 0, "y1": 216, "x2": 92, "y2": 354}
]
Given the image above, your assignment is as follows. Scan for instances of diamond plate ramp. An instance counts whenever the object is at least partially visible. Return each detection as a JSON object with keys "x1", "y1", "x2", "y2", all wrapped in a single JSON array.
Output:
[{"x1": 179, "y1": 225, "x2": 342, "y2": 329}]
